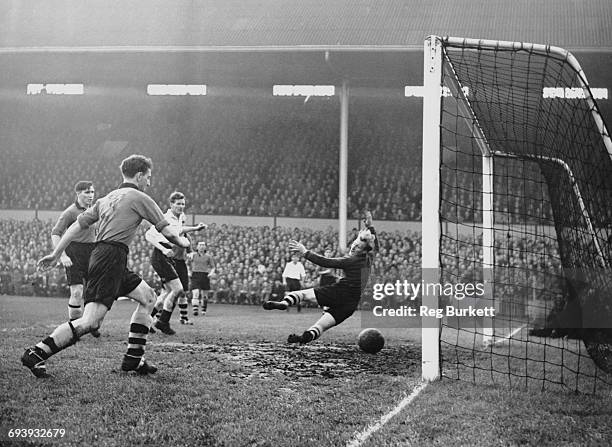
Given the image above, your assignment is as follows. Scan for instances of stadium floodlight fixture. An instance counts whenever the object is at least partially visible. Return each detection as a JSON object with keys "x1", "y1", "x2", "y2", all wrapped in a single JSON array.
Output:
[
  {"x1": 26, "y1": 83, "x2": 84, "y2": 95},
  {"x1": 543, "y1": 87, "x2": 608, "y2": 100},
  {"x1": 146, "y1": 84, "x2": 207, "y2": 96},
  {"x1": 405, "y1": 85, "x2": 470, "y2": 98},
  {"x1": 409, "y1": 85, "x2": 607, "y2": 99},
  {"x1": 272, "y1": 85, "x2": 335, "y2": 97}
]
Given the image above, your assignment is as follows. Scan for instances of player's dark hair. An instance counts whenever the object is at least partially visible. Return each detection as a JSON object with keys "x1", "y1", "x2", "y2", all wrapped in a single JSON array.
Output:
[
  {"x1": 120, "y1": 155, "x2": 153, "y2": 178},
  {"x1": 169, "y1": 191, "x2": 185, "y2": 203},
  {"x1": 74, "y1": 180, "x2": 93, "y2": 193}
]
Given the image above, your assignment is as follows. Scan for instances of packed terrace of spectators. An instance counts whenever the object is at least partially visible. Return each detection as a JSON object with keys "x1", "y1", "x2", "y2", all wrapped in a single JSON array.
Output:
[
  {"x1": 0, "y1": 96, "x2": 570, "y2": 314},
  {"x1": 0, "y1": 218, "x2": 563, "y2": 317},
  {"x1": 0, "y1": 96, "x2": 557, "y2": 222}
]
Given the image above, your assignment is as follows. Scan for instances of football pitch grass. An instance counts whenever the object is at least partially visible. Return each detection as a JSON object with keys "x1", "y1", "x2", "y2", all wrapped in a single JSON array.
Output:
[{"x1": 1, "y1": 295, "x2": 611, "y2": 446}]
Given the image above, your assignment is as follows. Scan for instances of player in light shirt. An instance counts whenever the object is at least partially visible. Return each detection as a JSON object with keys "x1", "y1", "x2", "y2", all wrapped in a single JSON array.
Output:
[{"x1": 146, "y1": 191, "x2": 206, "y2": 334}]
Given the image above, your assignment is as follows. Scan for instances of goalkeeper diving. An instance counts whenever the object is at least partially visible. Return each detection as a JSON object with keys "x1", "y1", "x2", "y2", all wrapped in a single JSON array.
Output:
[{"x1": 263, "y1": 211, "x2": 378, "y2": 343}]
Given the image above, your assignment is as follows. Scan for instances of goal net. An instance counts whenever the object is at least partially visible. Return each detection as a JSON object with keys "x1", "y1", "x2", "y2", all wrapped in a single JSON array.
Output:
[{"x1": 421, "y1": 36, "x2": 612, "y2": 393}]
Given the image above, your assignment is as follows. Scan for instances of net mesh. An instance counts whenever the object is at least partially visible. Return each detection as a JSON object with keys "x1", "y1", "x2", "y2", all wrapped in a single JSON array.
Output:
[{"x1": 436, "y1": 38, "x2": 612, "y2": 393}]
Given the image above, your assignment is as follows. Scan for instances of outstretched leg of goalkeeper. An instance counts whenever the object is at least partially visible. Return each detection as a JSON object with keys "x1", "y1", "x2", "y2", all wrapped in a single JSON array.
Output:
[
  {"x1": 287, "y1": 312, "x2": 337, "y2": 344},
  {"x1": 263, "y1": 288, "x2": 337, "y2": 343},
  {"x1": 262, "y1": 288, "x2": 317, "y2": 311}
]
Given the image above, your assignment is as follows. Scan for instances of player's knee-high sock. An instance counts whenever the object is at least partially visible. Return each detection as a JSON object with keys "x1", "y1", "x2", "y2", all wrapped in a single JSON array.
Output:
[
  {"x1": 265, "y1": 289, "x2": 316, "y2": 312},
  {"x1": 163, "y1": 289, "x2": 178, "y2": 312},
  {"x1": 151, "y1": 289, "x2": 168, "y2": 318},
  {"x1": 202, "y1": 292, "x2": 209, "y2": 314},
  {"x1": 35, "y1": 321, "x2": 80, "y2": 359},
  {"x1": 122, "y1": 307, "x2": 152, "y2": 369},
  {"x1": 283, "y1": 292, "x2": 301, "y2": 308},
  {"x1": 192, "y1": 289, "x2": 200, "y2": 316},
  {"x1": 178, "y1": 294, "x2": 189, "y2": 323},
  {"x1": 159, "y1": 290, "x2": 179, "y2": 323},
  {"x1": 288, "y1": 313, "x2": 337, "y2": 344},
  {"x1": 303, "y1": 312, "x2": 336, "y2": 342},
  {"x1": 263, "y1": 291, "x2": 300, "y2": 311}
]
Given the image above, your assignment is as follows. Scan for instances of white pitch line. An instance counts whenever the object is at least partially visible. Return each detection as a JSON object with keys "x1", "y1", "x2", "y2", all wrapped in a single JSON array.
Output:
[{"x1": 346, "y1": 381, "x2": 428, "y2": 447}]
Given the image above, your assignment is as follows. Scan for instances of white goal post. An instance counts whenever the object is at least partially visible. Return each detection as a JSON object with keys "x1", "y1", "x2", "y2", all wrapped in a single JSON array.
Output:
[{"x1": 420, "y1": 35, "x2": 612, "y2": 382}]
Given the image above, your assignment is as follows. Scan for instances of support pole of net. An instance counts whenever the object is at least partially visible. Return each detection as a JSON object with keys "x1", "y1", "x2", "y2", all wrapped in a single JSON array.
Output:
[{"x1": 338, "y1": 80, "x2": 349, "y2": 253}]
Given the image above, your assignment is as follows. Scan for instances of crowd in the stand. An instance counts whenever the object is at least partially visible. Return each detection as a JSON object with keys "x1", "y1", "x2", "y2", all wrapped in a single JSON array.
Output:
[
  {"x1": 0, "y1": 97, "x2": 581, "y2": 311},
  {"x1": 0, "y1": 218, "x2": 413, "y2": 300},
  {"x1": 0, "y1": 99, "x2": 416, "y2": 220},
  {"x1": 0, "y1": 219, "x2": 64, "y2": 296},
  {"x1": 0, "y1": 97, "x2": 563, "y2": 223},
  {"x1": 0, "y1": 218, "x2": 563, "y2": 315}
]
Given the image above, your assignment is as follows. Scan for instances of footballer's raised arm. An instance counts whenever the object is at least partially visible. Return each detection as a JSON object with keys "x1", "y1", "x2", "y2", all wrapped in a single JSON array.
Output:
[
  {"x1": 161, "y1": 224, "x2": 190, "y2": 248},
  {"x1": 287, "y1": 239, "x2": 353, "y2": 268},
  {"x1": 303, "y1": 251, "x2": 357, "y2": 269}
]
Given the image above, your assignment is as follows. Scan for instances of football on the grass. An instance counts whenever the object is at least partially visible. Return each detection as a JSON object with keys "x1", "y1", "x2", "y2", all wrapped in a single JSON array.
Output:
[{"x1": 358, "y1": 328, "x2": 384, "y2": 354}]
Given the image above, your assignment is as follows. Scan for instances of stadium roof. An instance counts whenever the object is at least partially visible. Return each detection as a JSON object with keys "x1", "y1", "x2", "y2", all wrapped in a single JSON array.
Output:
[
  {"x1": 0, "y1": 1, "x2": 611, "y2": 92},
  {"x1": 2, "y1": 0, "x2": 611, "y2": 51}
]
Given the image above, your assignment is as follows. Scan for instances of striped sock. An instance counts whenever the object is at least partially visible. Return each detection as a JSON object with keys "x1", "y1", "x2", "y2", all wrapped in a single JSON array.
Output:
[
  {"x1": 123, "y1": 322, "x2": 149, "y2": 370},
  {"x1": 177, "y1": 294, "x2": 188, "y2": 323},
  {"x1": 36, "y1": 321, "x2": 79, "y2": 358},
  {"x1": 179, "y1": 303, "x2": 188, "y2": 322},
  {"x1": 152, "y1": 291, "x2": 167, "y2": 318},
  {"x1": 303, "y1": 326, "x2": 322, "y2": 343},
  {"x1": 283, "y1": 292, "x2": 301, "y2": 307},
  {"x1": 36, "y1": 337, "x2": 57, "y2": 359}
]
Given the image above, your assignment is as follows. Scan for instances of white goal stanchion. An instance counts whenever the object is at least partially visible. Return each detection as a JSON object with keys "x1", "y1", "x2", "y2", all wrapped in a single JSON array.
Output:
[{"x1": 421, "y1": 36, "x2": 442, "y2": 382}]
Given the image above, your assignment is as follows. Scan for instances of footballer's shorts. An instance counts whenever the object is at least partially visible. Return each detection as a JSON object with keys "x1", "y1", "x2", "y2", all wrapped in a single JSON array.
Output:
[
  {"x1": 314, "y1": 285, "x2": 361, "y2": 324},
  {"x1": 172, "y1": 259, "x2": 189, "y2": 292},
  {"x1": 64, "y1": 241, "x2": 94, "y2": 286},
  {"x1": 191, "y1": 271, "x2": 211, "y2": 291},
  {"x1": 84, "y1": 241, "x2": 142, "y2": 309},
  {"x1": 150, "y1": 248, "x2": 179, "y2": 284}
]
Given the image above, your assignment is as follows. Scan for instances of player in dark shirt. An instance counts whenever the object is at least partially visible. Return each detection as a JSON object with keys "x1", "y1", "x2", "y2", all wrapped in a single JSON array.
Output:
[
  {"x1": 189, "y1": 242, "x2": 216, "y2": 316},
  {"x1": 23, "y1": 155, "x2": 190, "y2": 378},
  {"x1": 51, "y1": 181, "x2": 96, "y2": 333},
  {"x1": 263, "y1": 212, "x2": 378, "y2": 344}
]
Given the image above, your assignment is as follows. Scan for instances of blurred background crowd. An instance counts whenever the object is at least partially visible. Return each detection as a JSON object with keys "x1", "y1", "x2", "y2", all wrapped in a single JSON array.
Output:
[
  {"x1": 0, "y1": 218, "x2": 562, "y2": 318},
  {"x1": 0, "y1": 96, "x2": 566, "y2": 313},
  {"x1": 0, "y1": 97, "x2": 557, "y2": 223}
]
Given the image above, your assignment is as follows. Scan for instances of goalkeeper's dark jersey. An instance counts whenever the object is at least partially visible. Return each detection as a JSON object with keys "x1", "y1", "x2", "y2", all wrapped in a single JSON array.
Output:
[{"x1": 304, "y1": 250, "x2": 373, "y2": 294}]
